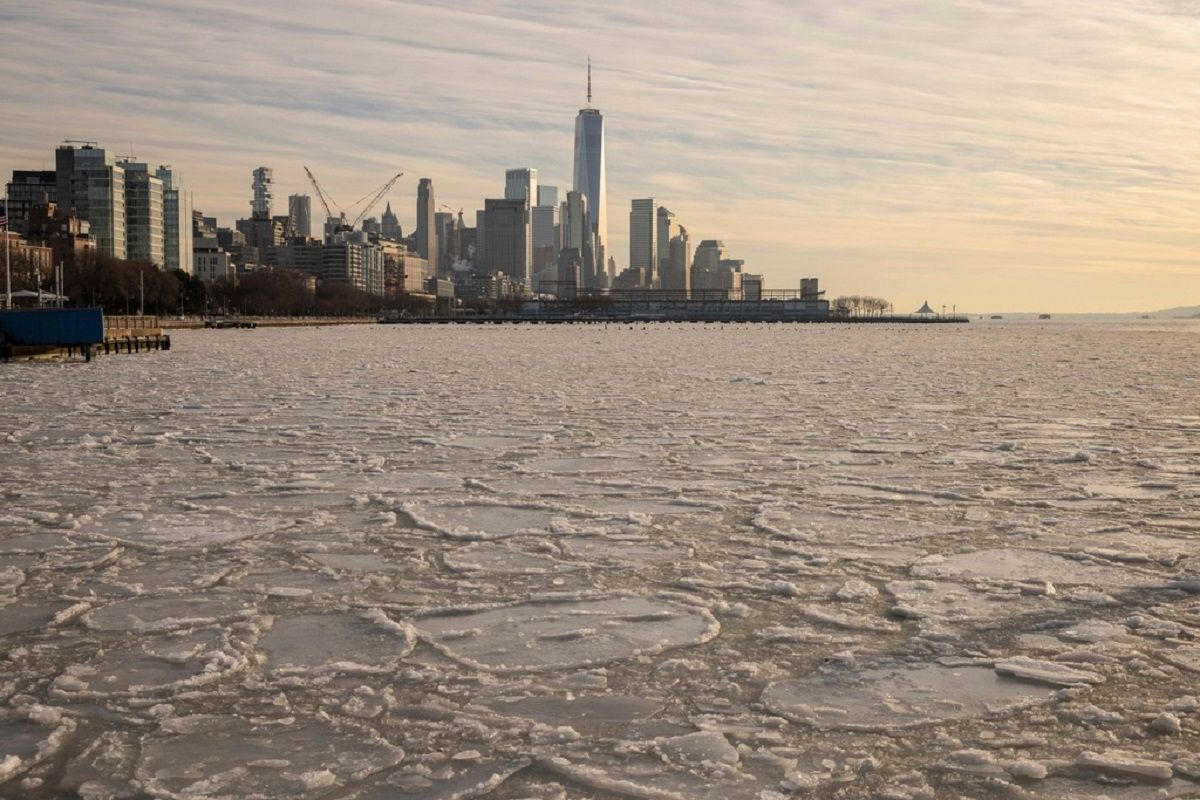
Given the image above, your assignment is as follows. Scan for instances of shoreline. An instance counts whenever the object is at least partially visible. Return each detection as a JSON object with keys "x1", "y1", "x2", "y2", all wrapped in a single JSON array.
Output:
[{"x1": 159, "y1": 316, "x2": 377, "y2": 329}]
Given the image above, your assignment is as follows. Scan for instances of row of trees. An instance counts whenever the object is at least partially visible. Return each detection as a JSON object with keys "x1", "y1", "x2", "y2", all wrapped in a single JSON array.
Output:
[
  {"x1": 203, "y1": 270, "x2": 402, "y2": 317},
  {"x1": 4, "y1": 251, "x2": 182, "y2": 315},
  {"x1": 6, "y1": 252, "x2": 432, "y2": 317},
  {"x1": 832, "y1": 295, "x2": 892, "y2": 316}
]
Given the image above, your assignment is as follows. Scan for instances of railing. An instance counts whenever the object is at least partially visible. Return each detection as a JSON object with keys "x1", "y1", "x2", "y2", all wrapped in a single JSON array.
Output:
[{"x1": 104, "y1": 315, "x2": 160, "y2": 332}]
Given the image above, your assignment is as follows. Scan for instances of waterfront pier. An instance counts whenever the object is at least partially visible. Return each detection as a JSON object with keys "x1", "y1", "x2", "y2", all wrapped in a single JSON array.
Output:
[
  {"x1": 380, "y1": 290, "x2": 968, "y2": 325},
  {"x1": 0, "y1": 310, "x2": 170, "y2": 361}
]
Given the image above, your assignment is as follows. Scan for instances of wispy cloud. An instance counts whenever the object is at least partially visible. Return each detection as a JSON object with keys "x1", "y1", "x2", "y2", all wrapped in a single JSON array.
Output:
[{"x1": 2, "y1": 0, "x2": 1199, "y2": 311}]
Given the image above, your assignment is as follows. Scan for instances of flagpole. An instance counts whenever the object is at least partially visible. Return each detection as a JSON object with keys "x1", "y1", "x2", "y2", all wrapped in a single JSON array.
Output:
[{"x1": 4, "y1": 183, "x2": 10, "y2": 309}]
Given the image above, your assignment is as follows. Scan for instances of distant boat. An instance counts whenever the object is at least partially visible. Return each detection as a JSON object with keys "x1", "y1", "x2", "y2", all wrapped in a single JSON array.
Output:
[
  {"x1": 205, "y1": 317, "x2": 258, "y2": 329},
  {"x1": 990, "y1": 315, "x2": 1003, "y2": 320},
  {"x1": 1038, "y1": 314, "x2": 1051, "y2": 320}
]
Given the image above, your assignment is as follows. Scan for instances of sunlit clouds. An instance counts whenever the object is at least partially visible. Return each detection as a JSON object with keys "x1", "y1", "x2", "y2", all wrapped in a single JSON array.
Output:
[{"x1": 2, "y1": 0, "x2": 1199, "y2": 311}]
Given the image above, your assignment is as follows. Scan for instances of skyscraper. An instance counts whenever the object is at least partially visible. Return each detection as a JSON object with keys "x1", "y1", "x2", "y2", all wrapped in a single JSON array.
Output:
[
  {"x1": 657, "y1": 207, "x2": 678, "y2": 288},
  {"x1": 288, "y1": 194, "x2": 312, "y2": 239},
  {"x1": 666, "y1": 226, "x2": 691, "y2": 297},
  {"x1": 434, "y1": 210, "x2": 454, "y2": 271},
  {"x1": 505, "y1": 168, "x2": 538, "y2": 205},
  {"x1": 5, "y1": 170, "x2": 56, "y2": 235},
  {"x1": 474, "y1": 209, "x2": 488, "y2": 267},
  {"x1": 572, "y1": 60, "x2": 607, "y2": 281},
  {"x1": 55, "y1": 144, "x2": 126, "y2": 259},
  {"x1": 693, "y1": 239, "x2": 727, "y2": 271},
  {"x1": 629, "y1": 198, "x2": 659, "y2": 286},
  {"x1": 691, "y1": 240, "x2": 742, "y2": 299},
  {"x1": 561, "y1": 190, "x2": 588, "y2": 254},
  {"x1": 122, "y1": 163, "x2": 165, "y2": 267},
  {"x1": 532, "y1": 207, "x2": 558, "y2": 254},
  {"x1": 533, "y1": 185, "x2": 559, "y2": 256},
  {"x1": 482, "y1": 198, "x2": 530, "y2": 286},
  {"x1": 251, "y1": 167, "x2": 273, "y2": 219},
  {"x1": 562, "y1": 191, "x2": 594, "y2": 288},
  {"x1": 417, "y1": 178, "x2": 437, "y2": 276},
  {"x1": 156, "y1": 167, "x2": 194, "y2": 274},
  {"x1": 380, "y1": 202, "x2": 401, "y2": 240}
]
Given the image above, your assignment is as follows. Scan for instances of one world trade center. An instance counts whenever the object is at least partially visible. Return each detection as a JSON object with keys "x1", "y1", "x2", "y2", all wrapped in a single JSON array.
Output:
[{"x1": 572, "y1": 59, "x2": 608, "y2": 287}]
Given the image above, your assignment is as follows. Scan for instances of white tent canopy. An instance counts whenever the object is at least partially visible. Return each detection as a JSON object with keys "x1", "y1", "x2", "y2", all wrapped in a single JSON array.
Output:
[{"x1": 10, "y1": 290, "x2": 68, "y2": 299}]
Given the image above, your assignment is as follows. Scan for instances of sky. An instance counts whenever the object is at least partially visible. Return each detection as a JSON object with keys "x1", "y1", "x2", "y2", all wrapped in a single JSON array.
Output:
[{"x1": 3, "y1": 0, "x2": 1200, "y2": 313}]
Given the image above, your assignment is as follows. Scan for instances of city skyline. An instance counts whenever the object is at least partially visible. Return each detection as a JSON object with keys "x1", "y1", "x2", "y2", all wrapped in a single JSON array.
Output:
[{"x1": 3, "y1": 1, "x2": 1200, "y2": 312}]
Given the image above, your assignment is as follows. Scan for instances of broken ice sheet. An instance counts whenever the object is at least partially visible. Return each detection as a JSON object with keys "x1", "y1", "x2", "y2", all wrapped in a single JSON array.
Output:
[
  {"x1": 83, "y1": 593, "x2": 255, "y2": 633},
  {"x1": 137, "y1": 715, "x2": 403, "y2": 798},
  {"x1": 81, "y1": 509, "x2": 282, "y2": 548},
  {"x1": 536, "y1": 737, "x2": 764, "y2": 800},
  {"x1": 886, "y1": 579, "x2": 1054, "y2": 627},
  {"x1": 485, "y1": 693, "x2": 664, "y2": 735},
  {"x1": 910, "y1": 547, "x2": 1163, "y2": 588},
  {"x1": 762, "y1": 660, "x2": 1059, "y2": 730},
  {"x1": 443, "y1": 541, "x2": 576, "y2": 575},
  {"x1": 5, "y1": 323, "x2": 1200, "y2": 797},
  {"x1": 0, "y1": 599, "x2": 75, "y2": 637},
  {"x1": 405, "y1": 501, "x2": 598, "y2": 540},
  {"x1": 0, "y1": 706, "x2": 75, "y2": 785},
  {"x1": 559, "y1": 534, "x2": 692, "y2": 565},
  {"x1": 344, "y1": 759, "x2": 530, "y2": 799},
  {"x1": 53, "y1": 628, "x2": 244, "y2": 697},
  {"x1": 409, "y1": 594, "x2": 719, "y2": 672},
  {"x1": 258, "y1": 610, "x2": 415, "y2": 673}
]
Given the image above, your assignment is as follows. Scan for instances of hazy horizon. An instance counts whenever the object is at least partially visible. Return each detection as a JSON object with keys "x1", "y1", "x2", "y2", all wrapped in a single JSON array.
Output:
[{"x1": 3, "y1": 0, "x2": 1199, "y2": 313}]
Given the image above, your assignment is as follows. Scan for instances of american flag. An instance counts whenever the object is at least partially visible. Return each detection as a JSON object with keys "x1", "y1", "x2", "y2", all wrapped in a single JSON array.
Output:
[{"x1": 0, "y1": 211, "x2": 7, "y2": 229}]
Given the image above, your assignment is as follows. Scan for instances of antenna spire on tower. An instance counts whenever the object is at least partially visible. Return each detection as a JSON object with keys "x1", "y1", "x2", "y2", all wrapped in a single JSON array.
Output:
[{"x1": 587, "y1": 57, "x2": 592, "y2": 107}]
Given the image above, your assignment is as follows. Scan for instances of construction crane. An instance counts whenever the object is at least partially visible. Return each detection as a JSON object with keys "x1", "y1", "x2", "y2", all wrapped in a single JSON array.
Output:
[
  {"x1": 350, "y1": 172, "x2": 403, "y2": 229},
  {"x1": 303, "y1": 166, "x2": 342, "y2": 228},
  {"x1": 304, "y1": 166, "x2": 403, "y2": 235}
]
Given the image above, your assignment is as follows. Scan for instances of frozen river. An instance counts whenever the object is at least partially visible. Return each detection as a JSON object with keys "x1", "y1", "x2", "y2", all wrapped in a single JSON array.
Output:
[{"x1": 2, "y1": 320, "x2": 1199, "y2": 799}]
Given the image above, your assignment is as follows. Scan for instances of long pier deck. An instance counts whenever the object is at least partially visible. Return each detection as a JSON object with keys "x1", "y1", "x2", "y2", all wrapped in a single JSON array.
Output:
[{"x1": 381, "y1": 314, "x2": 971, "y2": 325}]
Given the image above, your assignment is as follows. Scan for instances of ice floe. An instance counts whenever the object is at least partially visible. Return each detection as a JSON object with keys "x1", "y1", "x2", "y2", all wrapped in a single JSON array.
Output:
[
  {"x1": 409, "y1": 594, "x2": 719, "y2": 672},
  {"x1": 762, "y1": 660, "x2": 1061, "y2": 730},
  {"x1": 4, "y1": 323, "x2": 1200, "y2": 798}
]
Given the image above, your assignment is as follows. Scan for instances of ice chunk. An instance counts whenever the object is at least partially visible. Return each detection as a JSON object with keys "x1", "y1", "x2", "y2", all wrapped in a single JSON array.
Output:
[
  {"x1": 488, "y1": 694, "x2": 662, "y2": 730},
  {"x1": 993, "y1": 657, "x2": 1105, "y2": 687},
  {"x1": 1150, "y1": 712, "x2": 1182, "y2": 735},
  {"x1": 410, "y1": 594, "x2": 719, "y2": 672},
  {"x1": 407, "y1": 501, "x2": 577, "y2": 540},
  {"x1": 258, "y1": 610, "x2": 416, "y2": 673},
  {"x1": 0, "y1": 600, "x2": 73, "y2": 637},
  {"x1": 84, "y1": 594, "x2": 254, "y2": 633},
  {"x1": 886, "y1": 579, "x2": 1049, "y2": 627},
  {"x1": 443, "y1": 542, "x2": 574, "y2": 575},
  {"x1": 762, "y1": 661, "x2": 1057, "y2": 730},
  {"x1": 83, "y1": 511, "x2": 279, "y2": 547},
  {"x1": 1075, "y1": 750, "x2": 1173, "y2": 781},
  {"x1": 354, "y1": 760, "x2": 530, "y2": 799},
  {"x1": 560, "y1": 534, "x2": 691, "y2": 565},
  {"x1": 53, "y1": 630, "x2": 241, "y2": 697},
  {"x1": 0, "y1": 566, "x2": 24, "y2": 596},
  {"x1": 0, "y1": 706, "x2": 75, "y2": 786},
  {"x1": 138, "y1": 715, "x2": 403, "y2": 798},
  {"x1": 834, "y1": 579, "x2": 879, "y2": 601},
  {"x1": 911, "y1": 547, "x2": 1159, "y2": 587},
  {"x1": 657, "y1": 731, "x2": 739, "y2": 768},
  {"x1": 1161, "y1": 644, "x2": 1200, "y2": 673}
]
